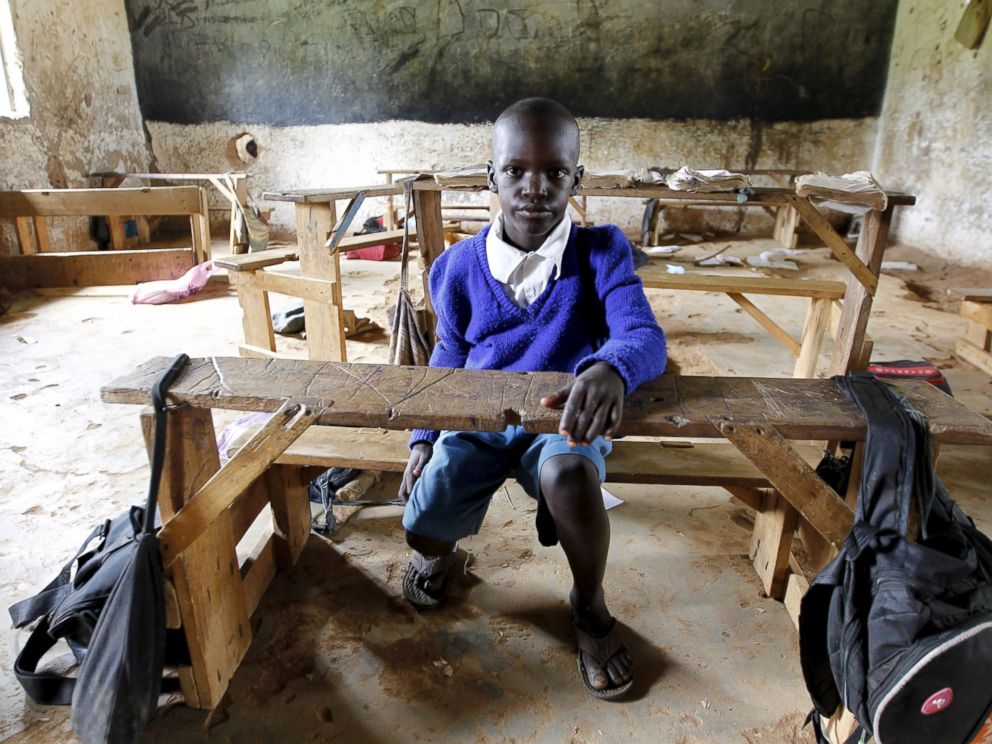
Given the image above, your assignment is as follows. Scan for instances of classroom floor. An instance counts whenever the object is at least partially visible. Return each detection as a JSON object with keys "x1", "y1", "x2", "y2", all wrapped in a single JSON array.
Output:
[{"x1": 1, "y1": 237, "x2": 990, "y2": 743}]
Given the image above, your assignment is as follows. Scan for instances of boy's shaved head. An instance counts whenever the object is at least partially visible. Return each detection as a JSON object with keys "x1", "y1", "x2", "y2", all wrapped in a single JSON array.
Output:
[{"x1": 493, "y1": 97, "x2": 580, "y2": 164}]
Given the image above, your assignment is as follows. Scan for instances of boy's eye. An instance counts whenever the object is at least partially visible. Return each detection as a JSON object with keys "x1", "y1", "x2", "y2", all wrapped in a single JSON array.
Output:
[
  {"x1": 504, "y1": 166, "x2": 521, "y2": 177},
  {"x1": 550, "y1": 169, "x2": 568, "y2": 179}
]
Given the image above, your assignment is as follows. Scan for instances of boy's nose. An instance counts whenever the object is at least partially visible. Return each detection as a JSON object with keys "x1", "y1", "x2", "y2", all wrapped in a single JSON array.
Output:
[{"x1": 522, "y1": 173, "x2": 548, "y2": 198}]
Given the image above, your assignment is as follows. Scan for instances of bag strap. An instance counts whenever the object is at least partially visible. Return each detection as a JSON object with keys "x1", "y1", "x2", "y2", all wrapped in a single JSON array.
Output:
[
  {"x1": 144, "y1": 354, "x2": 190, "y2": 536},
  {"x1": 399, "y1": 178, "x2": 414, "y2": 293},
  {"x1": 14, "y1": 618, "x2": 75, "y2": 705}
]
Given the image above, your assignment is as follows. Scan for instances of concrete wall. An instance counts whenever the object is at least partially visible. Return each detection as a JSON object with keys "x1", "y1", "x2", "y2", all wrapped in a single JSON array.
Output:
[
  {"x1": 0, "y1": 0, "x2": 149, "y2": 251},
  {"x1": 148, "y1": 116, "x2": 878, "y2": 237},
  {"x1": 873, "y1": 0, "x2": 992, "y2": 267}
]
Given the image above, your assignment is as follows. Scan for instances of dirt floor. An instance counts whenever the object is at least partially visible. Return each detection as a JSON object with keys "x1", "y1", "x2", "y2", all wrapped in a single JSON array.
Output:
[{"x1": 1, "y1": 235, "x2": 990, "y2": 743}]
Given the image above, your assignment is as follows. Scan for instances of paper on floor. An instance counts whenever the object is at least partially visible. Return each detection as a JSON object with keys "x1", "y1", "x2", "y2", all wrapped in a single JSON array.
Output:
[{"x1": 602, "y1": 488, "x2": 624, "y2": 510}]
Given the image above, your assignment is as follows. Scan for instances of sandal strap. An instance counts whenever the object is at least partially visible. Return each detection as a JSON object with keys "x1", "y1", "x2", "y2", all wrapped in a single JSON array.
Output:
[
  {"x1": 574, "y1": 618, "x2": 624, "y2": 665},
  {"x1": 409, "y1": 548, "x2": 458, "y2": 581}
]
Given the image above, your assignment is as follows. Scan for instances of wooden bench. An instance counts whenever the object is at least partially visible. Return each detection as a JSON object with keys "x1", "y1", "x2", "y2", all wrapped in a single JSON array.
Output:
[
  {"x1": 0, "y1": 186, "x2": 211, "y2": 288},
  {"x1": 637, "y1": 269, "x2": 846, "y2": 378},
  {"x1": 950, "y1": 287, "x2": 992, "y2": 377},
  {"x1": 101, "y1": 356, "x2": 992, "y2": 711},
  {"x1": 94, "y1": 172, "x2": 248, "y2": 253}
]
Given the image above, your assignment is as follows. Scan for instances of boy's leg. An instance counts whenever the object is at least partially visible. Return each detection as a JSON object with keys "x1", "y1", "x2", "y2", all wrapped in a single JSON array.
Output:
[
  {"x1": 540, "y1": 454, "x2": 633, "y2": 691},
  {"x1": 402, "y1": 429, "x2": 514, "y2": 605}
]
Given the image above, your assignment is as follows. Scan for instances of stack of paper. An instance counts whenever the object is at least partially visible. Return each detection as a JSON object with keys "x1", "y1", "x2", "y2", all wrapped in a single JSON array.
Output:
[
  {"x1": 582, "y1": 170, "x2": 635, "y2": 189},
  {"x1": 434, "y1": 164, "x2": 488, "y2": 189},
  {"x1": 654, "y1": 166, "x2": 751, "y2": 192},
  {"x1": 795, "y1": 171, "x2": 888, "y2": 213}
]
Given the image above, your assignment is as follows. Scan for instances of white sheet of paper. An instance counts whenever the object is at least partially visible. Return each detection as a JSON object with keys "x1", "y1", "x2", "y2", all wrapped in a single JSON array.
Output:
[{"x1": 601, "y1": 488, "x2": 624, "y2": 510}]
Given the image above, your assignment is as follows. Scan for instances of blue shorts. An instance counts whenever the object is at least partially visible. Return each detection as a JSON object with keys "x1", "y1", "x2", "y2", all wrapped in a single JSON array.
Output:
[{"x1": 402, "y1": 425, "x2": 612, "y2": 543}]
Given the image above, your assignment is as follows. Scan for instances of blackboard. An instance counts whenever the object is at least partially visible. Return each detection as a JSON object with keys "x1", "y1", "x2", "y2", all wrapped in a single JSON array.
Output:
[{"x1": 125, "y1": 0, "x2": 898, "y2": 125}]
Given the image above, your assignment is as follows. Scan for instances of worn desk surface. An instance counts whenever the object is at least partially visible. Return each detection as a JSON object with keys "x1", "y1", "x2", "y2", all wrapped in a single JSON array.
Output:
[
  {"x1": 103, "y1": 357, "x2": 990, "y2": 445},
  {"x1": 263, "y1": 179, "x2": 916, "y2": 207}
]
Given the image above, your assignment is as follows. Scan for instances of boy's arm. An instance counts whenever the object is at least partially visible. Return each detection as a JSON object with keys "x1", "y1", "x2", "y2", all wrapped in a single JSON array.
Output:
[{"x1": 575, "y1": 227, "x2": 667, "y2": 393}]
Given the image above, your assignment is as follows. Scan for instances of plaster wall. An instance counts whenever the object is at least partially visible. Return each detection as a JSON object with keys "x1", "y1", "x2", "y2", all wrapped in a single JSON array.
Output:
[
  {"x1": 873, "y1": 0, "x2": 992, "y2": 267},
  {"x1": 148, "y1": 116, "x2": 877, "y2": 237},
  {"x1": 0, "y1": 0, "x2": 149, "y2": 252}
]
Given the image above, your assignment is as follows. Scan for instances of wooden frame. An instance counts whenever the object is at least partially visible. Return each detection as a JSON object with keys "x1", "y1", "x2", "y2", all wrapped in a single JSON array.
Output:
[
  {"x1": 102, "y1": 357, "x2": 992, "y2": 710},
  {"x1": 0, "y1": 186, "x2": 211, "y2": 288},
  {"x1": 950, "y1": 288, "x2": 992, "y2": 377},
  {"x1": 96, "y1": 172, "x2": 248, "y2": 254}
]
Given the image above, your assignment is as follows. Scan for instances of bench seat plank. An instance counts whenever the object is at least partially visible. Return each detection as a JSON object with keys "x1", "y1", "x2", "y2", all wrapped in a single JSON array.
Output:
[
  {"x1": 637, "y1": 268, "x2": 846, "y2": 300},
  {"x1": 275, "y1": 426, "x2": 822, "y2": 488},
  {"x1": 102, "y1": 358, "x2": 992, "y2": 445}
]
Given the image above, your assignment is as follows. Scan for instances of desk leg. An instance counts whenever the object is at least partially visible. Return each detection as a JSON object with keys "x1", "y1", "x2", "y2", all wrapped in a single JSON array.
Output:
[
  {"x1": 793, "y1": 298, "x2": 831, "y2": 378},
  {"x1": 231, "y1": 271, "x2": 276, "y2": 356},
  {"x1": 412, "y1": 188, "x2": 445, "y2": 338},
  {"x1": 141, "y1": 407, "x2": 251, "y2": 710},
  {"x1": 295, "y1": 201, "x2": 346, "y2": 361},
  {"x1": 772, "y1": 204, "x2": 799, "y2": 249},
  {"x1": 749, "y1": 489, "x2": 799, "y2": 599}
]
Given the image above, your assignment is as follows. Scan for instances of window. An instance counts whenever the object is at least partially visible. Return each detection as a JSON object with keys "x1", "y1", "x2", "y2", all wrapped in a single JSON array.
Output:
[{"x1": 0, "y1": 0, "x2": 28, "y2": 118}]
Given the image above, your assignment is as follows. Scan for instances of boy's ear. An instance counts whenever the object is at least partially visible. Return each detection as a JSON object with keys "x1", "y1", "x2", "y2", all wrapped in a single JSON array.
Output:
[
  {"x1": 571, "y1": 164, "x2": 585, "y2": 196},
  {"x1": 486, "y1": 160, "x2": 498, "y2": 192}
]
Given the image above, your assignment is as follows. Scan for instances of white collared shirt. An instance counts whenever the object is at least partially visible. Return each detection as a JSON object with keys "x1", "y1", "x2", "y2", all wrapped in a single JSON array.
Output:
[{"x1": 485, "y1": 212, "x2": 572, "y2": 308}]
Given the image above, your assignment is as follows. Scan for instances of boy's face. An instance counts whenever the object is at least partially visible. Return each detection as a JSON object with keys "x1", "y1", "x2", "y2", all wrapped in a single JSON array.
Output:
[{"x1": 487, "y1": 116, "x2": 583, "y2": 251}]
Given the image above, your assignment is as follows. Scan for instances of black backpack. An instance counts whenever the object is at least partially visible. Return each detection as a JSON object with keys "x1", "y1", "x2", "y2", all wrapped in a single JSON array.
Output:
[{"x1": 799, "y1": 374, "x2": 992, "y2": 744}]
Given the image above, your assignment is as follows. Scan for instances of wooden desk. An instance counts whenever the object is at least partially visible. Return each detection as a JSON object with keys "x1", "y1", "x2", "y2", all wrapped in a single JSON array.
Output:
[
  {"x1": 103, "y1": 357, "x2": 989, "y2": 710},
  {"x1": 264, "y1": 178, "x2": 915, "y2": 378}
]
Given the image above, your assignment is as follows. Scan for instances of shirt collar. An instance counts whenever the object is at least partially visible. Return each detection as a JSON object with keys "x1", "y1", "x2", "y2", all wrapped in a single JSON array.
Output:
[{"x1": 485, "y1": 212, "x2": 572, "y2": 282}]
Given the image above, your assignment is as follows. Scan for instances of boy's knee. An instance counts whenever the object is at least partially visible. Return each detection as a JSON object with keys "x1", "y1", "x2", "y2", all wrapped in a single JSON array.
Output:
[
  {"x1": 405, "y1": 529, "x2": 455, "y2": 557},
  {"x1": 541, "y1": 455, "x2": 601, "y2": 510}
]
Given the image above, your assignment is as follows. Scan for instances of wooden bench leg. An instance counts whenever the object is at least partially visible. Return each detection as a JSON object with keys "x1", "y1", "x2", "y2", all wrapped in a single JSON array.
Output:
[
  {"x1": 267, "y1": 464, "x2": 311, "y2": 569},
  {"x1": 232, "y1": 271, "x2": 276, "y2": 356},
  {"x1": 773, "y1": 204, "x2": 799, "y2": 249},
  {"x1": 793, "y1": 298, "x2": 832, "y2": 378},
  {"x1": 750, "y1": 489, "x2": 798, "y2": 599},
  {"x1": 295, "y1": 201, "x2": 346, "y2": 361}
]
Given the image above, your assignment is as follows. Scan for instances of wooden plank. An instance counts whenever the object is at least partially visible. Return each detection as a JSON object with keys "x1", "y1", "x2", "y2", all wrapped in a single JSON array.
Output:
[
  {"x1": 240, "y1": 532, "x2": 277, "y2": 617},
  {"x1": 295, "y1": 202, "x2": 346, "y2": 361},
  {"x1": 783, "y1": 570, "x2": 809, "y2": 632},
  {"x1": 32, "y1": 218, "x2": 50, "y2": 252},
  {"x1": 191, "y1": 187, "x2": 212, "y2": 263},
  {"x1": 0, "y1": 186, "x2": 205, "y2": 217},
  {"x1": 412, "y1": 187, "x2": 445, "y2": 332},
  {"x1": 275, "y1": 426, "x2": 822, "y2": 487},
  {"x1": 214, "y1": 246, "x2": 299, "y2": 272},
  {"x1": 961, "y1": 300, "x2": 992, "y2": 331},
  {"x1": 172, "y1": 509, "x2": 252, "y2": 710},
  {"x1": 107, "y1": 216, "x2": 127, "y2": 250},
  {"x1": 265, "y1": 181, "x2": 916, "y2": 206},
  {"x1": 231, "y1": 273, "x2": 276, "y2": 354},
  {"x1": 965, "y1": 320, "x2": 992, "y2": 350},
  {"x1": 948, "y1": 287, "x2": 992, "y2": 302},
  {"x1": 267, "y1": 464, "x2": 311, "y2": 568},
  {"x1": 715, "y1": 418, "x2": 855, "y2": 549},
  {"x1": 728, "y1": 293, "x2": 801, "y2": 355},
  {"x1": 793, "y1": 298, "x2": 832, "y2": 378},
  {"x1": 828, "y1": 206, "x2": 892, "y2": 375},
  {"x1": 14, "y1": 217, "x2": 34, "y2": 254},
  {"x1": 790, "y1": 196, "x2": 878, "y2": 296},
  {"x1": 159, "y1": 401, "x2": 321, "y2": 567},
  {"x1": 749, "y1": 489, "x2": 798, "y2": 599},
  {"x1": 956, "y1": 338, "x2": 992, "y2": 376},
  {"x1": 102, "y1": 358, "x2": 992, "y2": 445},
  {"x1": 638, "y1": 268, "x2": 846, "y2": 299},
  {"x1": 772, "y1": 204, "x2": 799, "y2": 249},
  {"x1": 0, "y1": 249, "x2": 196, "y2": 288},
  {"x1": 333, "y1": 227, "x2": 414, "y2": 252},
  {"x1": 238, "y1": 269, "x2": 338, "y2": 304}
]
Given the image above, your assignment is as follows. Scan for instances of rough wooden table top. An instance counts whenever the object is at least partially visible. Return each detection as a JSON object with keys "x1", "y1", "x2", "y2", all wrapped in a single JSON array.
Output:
[{"x1": 102, "y1": 357, "x2": 991, "y2": 445}]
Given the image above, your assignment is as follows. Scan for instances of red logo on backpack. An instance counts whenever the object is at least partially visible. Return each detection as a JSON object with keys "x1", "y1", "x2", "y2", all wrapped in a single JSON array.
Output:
[{"x1": 921, "y1": 687, "x2": 954, "y2": 715}]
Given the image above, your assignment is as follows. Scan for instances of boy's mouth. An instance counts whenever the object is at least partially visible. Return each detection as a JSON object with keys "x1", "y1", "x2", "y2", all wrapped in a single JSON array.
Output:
[{"x1": 515, "y1": 205, "x2": 553, "y2": 219}]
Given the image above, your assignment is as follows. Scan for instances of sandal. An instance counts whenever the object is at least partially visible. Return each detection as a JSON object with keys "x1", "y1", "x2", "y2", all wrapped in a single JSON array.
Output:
[
  {"x1": 573, "y1": 617, "x2": 635, "y2": 700},
  {"x1": 402, "y1": 548, "x2": 458, "y2": 609}
]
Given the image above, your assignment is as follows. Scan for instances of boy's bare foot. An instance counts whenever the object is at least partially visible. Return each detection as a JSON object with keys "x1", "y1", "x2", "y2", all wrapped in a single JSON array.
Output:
[{"x1": 570, "y1": 588, "x2": 635, "y2": 697}]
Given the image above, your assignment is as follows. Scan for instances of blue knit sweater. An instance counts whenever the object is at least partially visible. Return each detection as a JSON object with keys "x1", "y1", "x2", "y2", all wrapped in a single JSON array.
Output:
[{"x1": 410, "y1": 222, "x2": 667, "y2": 446}]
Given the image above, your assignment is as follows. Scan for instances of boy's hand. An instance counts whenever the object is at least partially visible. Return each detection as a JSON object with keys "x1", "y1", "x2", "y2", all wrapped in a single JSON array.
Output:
[
  {"x1": 400, "y1": 443, "x2": 433, "y2": 503},
  {"x1": 541, "y1": 362, "x2": 625, "y2": 446}
]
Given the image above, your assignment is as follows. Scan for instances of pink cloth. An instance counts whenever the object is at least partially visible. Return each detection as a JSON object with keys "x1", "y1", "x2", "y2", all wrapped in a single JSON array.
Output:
[{"x1": 129, "y1": 261, "x2": 214, "y2": 305}]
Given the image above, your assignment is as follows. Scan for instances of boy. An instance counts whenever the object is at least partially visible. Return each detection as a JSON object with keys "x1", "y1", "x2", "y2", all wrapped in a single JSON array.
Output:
[{"x1": 398, "y1": 98, "x2": 666, "y2": 699}]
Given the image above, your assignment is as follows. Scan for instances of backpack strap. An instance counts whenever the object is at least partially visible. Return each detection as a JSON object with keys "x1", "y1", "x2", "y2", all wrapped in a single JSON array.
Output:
[
  {"x1": 799, "y1": 553, "x2": 846, "y2": 717},
  {"x1": 14, "y1": 617, "x2": 76, "y2": 705}
]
